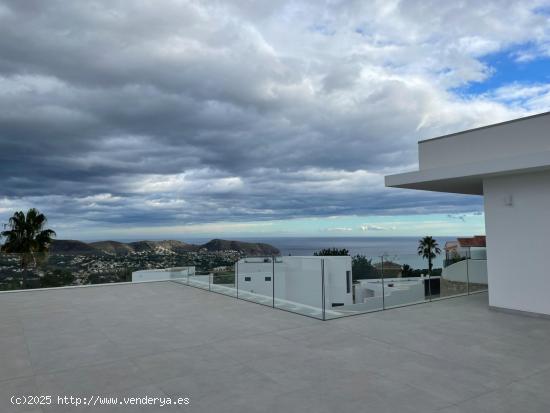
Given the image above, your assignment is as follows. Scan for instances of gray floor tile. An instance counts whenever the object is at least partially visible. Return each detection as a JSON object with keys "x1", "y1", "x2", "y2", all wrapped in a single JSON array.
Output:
[{"x1": 0, "y1": 284, "x2": 548, "y2": 413}]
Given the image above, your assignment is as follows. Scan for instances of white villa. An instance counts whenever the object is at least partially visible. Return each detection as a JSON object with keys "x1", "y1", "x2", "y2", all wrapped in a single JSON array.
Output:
[
  {"x1": 386, "y1": 111, "x2": 550, "y2": 317},
  {"x1": 237, "y1": 256, "x2": 354, "y2": 309}
]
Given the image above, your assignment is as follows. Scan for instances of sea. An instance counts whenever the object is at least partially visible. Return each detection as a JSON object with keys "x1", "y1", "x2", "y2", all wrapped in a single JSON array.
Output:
[{"x1": 183, "y1": 236, "x2": 456, "y2": 269}]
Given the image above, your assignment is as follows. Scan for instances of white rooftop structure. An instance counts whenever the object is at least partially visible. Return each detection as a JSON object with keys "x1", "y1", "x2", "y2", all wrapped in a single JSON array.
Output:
[
  {"x1": 386, "y1": 111, "x2": 550, "y2": 194},
  {"x1": 386, "y1": 111, "x2": 550, "y2": 317}
]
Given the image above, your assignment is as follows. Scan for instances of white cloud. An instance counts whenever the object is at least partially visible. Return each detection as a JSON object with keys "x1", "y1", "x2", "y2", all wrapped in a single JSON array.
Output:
[
  {"x1": 129, "y1": 172, "x2": 244, "y2": 194},
  {"x1": 360, "y1": 224, "x2": 394, "y2": 232},
  {"x1": 0, "y1": 0, "x2": 548, "y2": 234},
  {"x1": 325, "y1": 227, "x2": 353, "y2": 232}
]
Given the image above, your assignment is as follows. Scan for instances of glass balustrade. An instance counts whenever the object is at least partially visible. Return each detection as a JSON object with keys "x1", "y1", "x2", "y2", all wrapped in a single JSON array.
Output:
[
  {"x1": 274, "y1": 256, "x2": 324, "y2": 319},
  {"x1": 0, "y1": 251, "x2": 489, "y2": 320},
  {"x1": 236, "y1": 256, "x2": 274, "y2": 306}
]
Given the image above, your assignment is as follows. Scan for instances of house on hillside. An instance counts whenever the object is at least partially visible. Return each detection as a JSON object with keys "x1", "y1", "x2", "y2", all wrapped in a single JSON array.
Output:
[
  {"x1": 445, "y1": 235, "x2": 487, "y2": 263},
  {"x1": 373, "y1": 261, "x2": 402, "y2": 278}
]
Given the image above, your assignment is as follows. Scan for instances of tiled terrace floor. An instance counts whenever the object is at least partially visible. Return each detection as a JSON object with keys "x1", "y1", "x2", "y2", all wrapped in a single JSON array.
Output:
[{"x1": 1, "y1": 282, "x2": 550, "y2": 412}]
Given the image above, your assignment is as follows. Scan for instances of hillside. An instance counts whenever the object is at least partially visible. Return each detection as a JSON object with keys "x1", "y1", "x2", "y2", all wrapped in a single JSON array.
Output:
[
  {"x1": 89, "y1": 241, "x2": 134, "y2": 255},
  {"x1": 127, "y1": 240, "x2": 197, "y2": 254},
  {"x1": 48, "y1": 239, "x2": 279, "y2": 256},
  {"x1": 50, "y1": 240, "x2": 102, "y2": 255},
  {"x1": 201, "y1": 239, "x2": 279, "y2": 255}
]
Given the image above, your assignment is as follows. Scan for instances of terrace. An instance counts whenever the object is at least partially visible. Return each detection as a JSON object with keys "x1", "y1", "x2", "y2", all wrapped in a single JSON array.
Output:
[{"x1": 2, "y1": 281, "x2": 550, "y2": 412}]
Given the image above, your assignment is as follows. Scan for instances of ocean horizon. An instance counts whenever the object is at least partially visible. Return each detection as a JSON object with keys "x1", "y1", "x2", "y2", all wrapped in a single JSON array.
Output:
[
  {"x1": 80, "y1": 235, "x2": 458, "y2": 269},
  {"x1": 184, "y1": 236, "x2": 457, "y2": 269}
]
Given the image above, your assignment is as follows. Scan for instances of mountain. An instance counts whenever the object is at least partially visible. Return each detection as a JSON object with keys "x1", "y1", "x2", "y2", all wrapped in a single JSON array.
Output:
[
  {"x1": 201, "y1": 239, "x2": 279, "y2": 255},
  {"x1": 49, "y1": 239, "x2": 279, "y2": 256},
  {"x1": 127, "y1": 240, "x2": 197, "y2": 254},
  {"x1": 50, "y1": 240, "x2": 103, "y2": 255},
  {"x1": 89, "y1": 241, "x2": 134, "y2": 255}
]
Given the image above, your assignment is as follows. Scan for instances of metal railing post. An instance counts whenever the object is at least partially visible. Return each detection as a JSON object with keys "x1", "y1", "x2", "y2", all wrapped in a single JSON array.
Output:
[
  {"x1": 426, "y1": 257, "x2": 432, "y2": 302},
  {"x1": 466, "y1": 258, "x2": 470, "y2": 295},
  {"x1": 381, "y1": 255, "x2": 385, "y2": 310},
  {"x1": 272, "y1": 256, "x2": 275, "y2": 308},
  {"x1": 236, "y1": 260, "x2": 239, "y2": 299},
  {"x1": 321, "y1": 258, "x2": 326, "y2": 321}
]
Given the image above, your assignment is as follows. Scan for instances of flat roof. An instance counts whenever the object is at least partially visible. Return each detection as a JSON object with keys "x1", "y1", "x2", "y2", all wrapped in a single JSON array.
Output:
[{"x1": 418, "y1": 110, "x2": 550, "y2": 144}]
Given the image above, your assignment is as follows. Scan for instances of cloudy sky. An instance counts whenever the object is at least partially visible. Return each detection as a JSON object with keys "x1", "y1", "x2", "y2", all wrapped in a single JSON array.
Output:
[{"x1": 0, "y1": 0, "x2": 549, "y2": 240}]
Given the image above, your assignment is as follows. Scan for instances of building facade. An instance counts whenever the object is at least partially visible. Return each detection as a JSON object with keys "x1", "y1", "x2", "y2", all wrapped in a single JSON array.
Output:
[{"x1": 385, "y1": 111, "x2": 550, "y2": 317}]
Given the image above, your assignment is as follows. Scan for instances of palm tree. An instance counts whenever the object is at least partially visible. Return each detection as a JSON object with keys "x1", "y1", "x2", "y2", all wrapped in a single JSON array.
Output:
[
  {"x1": 1, "y1": 209, "x2": 56, "y2": 288},
  {"x1": 417, "y1": 236, "x2": 441, "y2": 276},
  {"x1": 402, "y1": 264, "x2": 413, "y2": 277}
]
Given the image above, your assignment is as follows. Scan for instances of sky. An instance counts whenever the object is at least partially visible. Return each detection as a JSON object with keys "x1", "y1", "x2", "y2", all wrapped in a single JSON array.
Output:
[{"x1": 0, "y1": 0, "x2": 549, "y2": 240}]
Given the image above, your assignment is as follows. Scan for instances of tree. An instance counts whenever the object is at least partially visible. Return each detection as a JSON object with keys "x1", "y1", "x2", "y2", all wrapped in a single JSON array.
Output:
[
  {"x1": 1, "y1": 209, "x2": 56, "y2": 288},
  {"x1": 313, "y1": 248, "x2": 349, "y2": 256},
  {"x1": 41, "y1": 269, "x2": 75, "y2": 288},
  {"x1": 402, "y1": 264, "x2": 414, "y2": 277},
  {"x1": 417, "y1": 236, "x2": 441, "y2": 276},
  {"x1": 351, "y1": 255, "x2": 380, "y2": 280}
]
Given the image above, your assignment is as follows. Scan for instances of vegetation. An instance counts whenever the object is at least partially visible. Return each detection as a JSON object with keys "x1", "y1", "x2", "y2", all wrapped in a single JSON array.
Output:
[
  {"x1": 86, "y1": 267, "x2": 132, "y2": 284},
  {"x1": 212, "y1": 272, "x2": 235, "y2": 285},
  {"x1": 314, "y1": 248, "x2": 382, "y2": 280},
  {"x1": 1, "y1": 208, "x2": 56, "y2": 288},
  {"x1": 313, "y1": 248, "x2": 349, "y2": 256},
  {"x1": 402, "y1": 264, "x2": 413, "y2": 277},
  {"x1": 351, "y1": 255, "x2": 380, "y2": 280},
  {"x1": 40, "y1": 269, "x2": 75, "y2": 288},
  {"x1": 314, "y1": 247, "x2": 442, "y2": 280},
  {"x1": 417, "y1": 236, "x2": 441, "y2": 276}
]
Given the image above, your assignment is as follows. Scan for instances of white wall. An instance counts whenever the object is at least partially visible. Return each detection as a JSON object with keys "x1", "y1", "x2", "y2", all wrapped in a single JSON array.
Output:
[
  {"x1": 282, "y1": 258, "x2": 325, "y2": 308},
  {"x1": 237, "y1": 258, "x2": 276, "y2": 297},
  {"x1": 322, "y1": 257, "x2": 353, "y2": 307},
  {"x1": 484, "y1": 170, "x2": 550, "y2": 315}
]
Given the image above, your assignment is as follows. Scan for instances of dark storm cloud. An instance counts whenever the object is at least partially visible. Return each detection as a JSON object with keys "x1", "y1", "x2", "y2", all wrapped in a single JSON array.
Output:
[{"x1": 0, "y1": 0, "x2": 548, "y2": 234}]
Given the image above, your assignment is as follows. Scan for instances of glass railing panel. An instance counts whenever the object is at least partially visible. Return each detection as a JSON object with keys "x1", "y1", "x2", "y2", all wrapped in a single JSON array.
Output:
[
  {"x1": 235, "y1": 256, "x2": 274, "y2": 306},
  {"x1": 211, "y1": 269, "x2": 237, "y2": 298},
  {"x1": 381, "y1": 254, "x2": 431, "y2": 309},
  {"x1": 132, "y1": 267, "x2": 192, "y2": 283},
  {"x1": 467, "y1": 259, "x2": 488, "y2": 293},
  {"x1": 274, "y1": 257, "x2": 324, "y2": 319},
  {"x1": 187, "y1": 272, "x2": 211, "y2": 290},
  {"x1": 436, "y1": 253, "x2": 469, "y2": 299},
  {"x1": 324, "y1": 255, "x2": 384, "y2": 319},
  {"x1": 2, "y1": 245, "x2": 488, "y2": 320}
]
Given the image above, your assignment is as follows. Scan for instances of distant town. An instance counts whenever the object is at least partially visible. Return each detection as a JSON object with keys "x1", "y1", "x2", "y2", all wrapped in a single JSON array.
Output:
[{"x1": 0, "y1": 239, "x2": 279, "y2": 290}]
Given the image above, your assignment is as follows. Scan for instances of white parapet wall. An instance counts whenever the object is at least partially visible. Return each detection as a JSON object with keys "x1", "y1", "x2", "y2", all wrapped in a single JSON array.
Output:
[{"x1": 132, "y1": 266, "x2": 195, "y2": 282}]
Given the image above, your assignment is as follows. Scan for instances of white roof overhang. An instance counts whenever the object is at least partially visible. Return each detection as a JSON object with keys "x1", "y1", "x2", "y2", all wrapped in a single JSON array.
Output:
[{"x1": 385, "y1": 150, "x2": 550, "y2": 195}]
